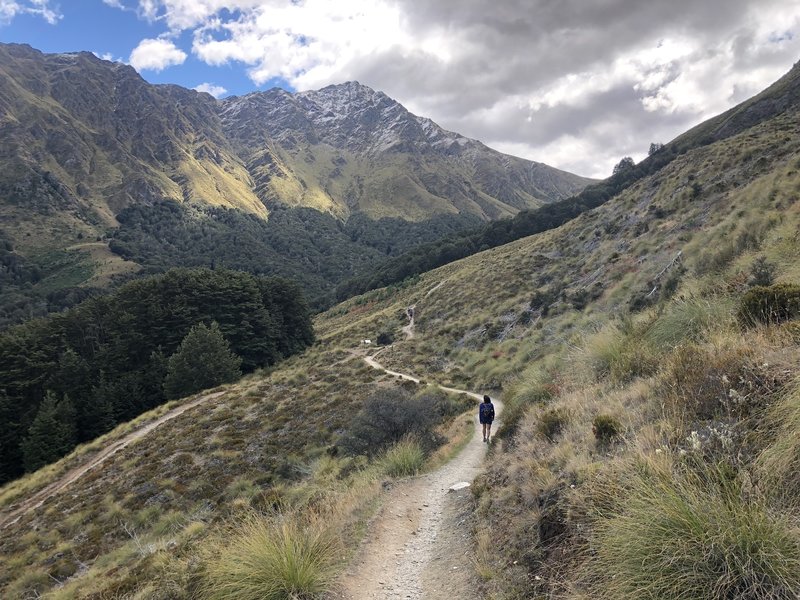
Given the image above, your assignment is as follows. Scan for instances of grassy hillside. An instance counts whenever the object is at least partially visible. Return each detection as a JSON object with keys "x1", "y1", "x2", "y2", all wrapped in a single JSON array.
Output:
[
  {"x1": 316, "y1": 85, "x2": 800, "y2": 598},
  {"x1": 2, "y1": 60, "x2": 799, "y2": 600}
]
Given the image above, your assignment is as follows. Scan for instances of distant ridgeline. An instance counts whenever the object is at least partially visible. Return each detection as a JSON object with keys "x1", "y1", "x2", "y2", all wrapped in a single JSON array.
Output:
[{"x1": 0, "y1": 268, "x2": 314, "y2": 484}]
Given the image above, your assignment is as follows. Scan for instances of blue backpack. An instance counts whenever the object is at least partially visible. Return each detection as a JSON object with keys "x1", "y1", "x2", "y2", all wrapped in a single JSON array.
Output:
[{"x1": 480, "y1": 402, "x2": 494, "y2": 422}]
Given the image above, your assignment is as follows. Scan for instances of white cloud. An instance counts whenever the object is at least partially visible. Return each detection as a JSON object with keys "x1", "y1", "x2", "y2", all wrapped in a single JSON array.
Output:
[
  {"x1": 0, "y1": 1, "x2": 20, "y2": 23},
  {"x1": 189, "y1": 0, "x2": 413, "y2": 88},
  {"x1": 0, "y1": 0, "x2": 60, "y2": 24},
  {"x1": 129, "y1": 37, "x2": 187, "y2": 72},
  {"x1": 116, "y1": 0, "x2": 800, "y2": 177},
  {"x1": 102, "y1": 0, "x2": 125, "y2": 8},
  {"x1": 193, "y1": 82, "x2": 227, "y2": 97},
  {"x1": 93, "y1": 51, "x2": 126, "y2": 63}
]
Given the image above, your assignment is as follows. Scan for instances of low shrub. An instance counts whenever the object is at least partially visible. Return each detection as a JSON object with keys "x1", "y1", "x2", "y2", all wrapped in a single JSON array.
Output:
[
  {"x1": 592, "y1": 415, "x2": 621, "y2": 444},
  {"x1": 587, "y1": 462, "x2": 800, "y2": 599},
  {"x1": 200, "y1": 512, "x2": 338, "y2": 600},
  {"x1": 376, "y1": 331, "x2": 394, "y2": 346},
  {"x1": 748, "y1": 255, "x2": 776, "y2": 288},
  {"x1": 537, "y1": 408, "x2": 568, "y2": 442},
  {"x1": 738, "y1": 283, "x2": 800, "y2": 326},
  {"x1": 339, "y1": 388, "x2": 449, "y2": 457},
  {"x1": 659, "y1": 343, "x2": 753, "y2": 421},
  {"x1": 381, "y1": 437, "x2": 425, "y2": 478}
]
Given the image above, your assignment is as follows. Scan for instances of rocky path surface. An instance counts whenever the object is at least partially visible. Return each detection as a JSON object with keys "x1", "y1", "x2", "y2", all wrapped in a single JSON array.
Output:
[
  {"x1": 0, "y1": 391, "x2": 225, "y2": 529},
  {"x1": 339, "y1": 355, "x2": 501, "y2": 600}
]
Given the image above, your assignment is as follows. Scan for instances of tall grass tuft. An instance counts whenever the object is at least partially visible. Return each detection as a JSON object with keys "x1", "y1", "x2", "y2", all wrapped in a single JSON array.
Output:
[
  {"x1": 381, "y1": 436, "x2": 425, "y2": 478},
  {"x1": 587, "y1": 460, "x2": 800, "y2": 599},
  {"x1": 200, "y1": 512, "x2": 338, "y2": 600},
  {"x1": 582, "y1": 321, "x2": 657, "y2": 384},
  {"x1": 497, "y1": 365, "x2": 556, "y2": 440},
  {"x1": 646, "y1": 297, "x2": 732, "y2": 349},
  {"x1": 758, "y1": 383, "x2": 800, "y2": 507}
]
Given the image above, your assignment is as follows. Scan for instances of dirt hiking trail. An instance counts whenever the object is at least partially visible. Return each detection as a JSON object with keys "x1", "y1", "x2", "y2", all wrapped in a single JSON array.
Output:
[
  {"x1": 339, "y1": 354, "x2": 502, "y2": 600},
  {"x1": 0, "y1": 391, "x2": 225, "y2": 530}
]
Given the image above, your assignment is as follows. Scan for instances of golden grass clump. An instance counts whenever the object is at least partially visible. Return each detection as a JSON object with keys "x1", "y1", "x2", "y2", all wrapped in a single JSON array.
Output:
[
  {"x1": 645, "y1": 296, "x2": 733, "y2": 349},
  {"x1": 586, "y1": 459, "x2": 800, "y2": 600},
  {"x1": 381, "y1": 436, "x2": 425, "y2": 478},
  {"x1": 579, "y1": 321, "x2": 658, "y2": 384},
  {"x1": 200, "y1": 511, "x2": 339, "y2": 600},
  {"x1": 757, "y1": 383, "x2": 800, "y2": 507}
]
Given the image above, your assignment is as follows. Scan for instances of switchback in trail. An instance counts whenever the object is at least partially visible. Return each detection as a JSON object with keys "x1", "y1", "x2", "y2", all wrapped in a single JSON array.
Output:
[{"x1": 338, "y1": 354, "x2": 502, "y2": 600}]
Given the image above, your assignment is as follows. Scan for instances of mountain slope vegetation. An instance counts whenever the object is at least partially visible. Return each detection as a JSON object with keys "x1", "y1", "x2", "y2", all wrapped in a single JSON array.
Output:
[
  {"x1": 332, "y1": 60, "x2": 800, "y2": 304},
  {"x1": 0, "y1": 43, "x2": 592, "y2": 327},
  {"x1": 0, "y1": 269, "x2": 314, "y2": 484},
  {"x1": 1, "y1": 58, "x2": 799, "y2": 600}
]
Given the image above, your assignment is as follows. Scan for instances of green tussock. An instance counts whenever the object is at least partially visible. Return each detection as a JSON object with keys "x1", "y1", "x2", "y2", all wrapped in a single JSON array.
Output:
[
  {"x1": 588, "y1": 461, "x2": 800, "y2": 600},
  {"x1": 200, "y1": 512, "x2": 339, "y2": 600},
  {"x1": 381, "y1": 436, "x2": 425, "y2": 478}
]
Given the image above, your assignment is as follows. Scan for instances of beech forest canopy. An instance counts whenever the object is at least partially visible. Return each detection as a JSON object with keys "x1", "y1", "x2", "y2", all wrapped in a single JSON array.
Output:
[
  {"x1": 0, "y1": 268, "x2": 314, "y2": 484},
  {"x1": 108, "y1": 203, "x2": 481, "y2": 312}
]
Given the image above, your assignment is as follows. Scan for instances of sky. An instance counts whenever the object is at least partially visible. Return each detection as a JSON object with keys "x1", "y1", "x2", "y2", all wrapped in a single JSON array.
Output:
[{"x1": 1, "y1": 1, "x2": 799, "y2": 178}]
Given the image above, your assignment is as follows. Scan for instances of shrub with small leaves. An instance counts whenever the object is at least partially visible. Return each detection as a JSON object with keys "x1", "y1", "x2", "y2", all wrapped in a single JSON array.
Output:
[
  {"x1": 748, "y1": 255, "x2": 776, "y2": 287},
  {"x1": 339, "y1": 388, "x2": 448, "y2": 457},
  {"x1": 592, "y1": 415, "x2": 621, "y2": 444},
  {"x1": 537, "y1": 408, "x2": 568, "y2": 442},
  {"x1": 376, "y1": 331, "x2": 394, "y2": 346},
  {"x1": 738, "y1": 283, "x2": 800, "y2": 326}
]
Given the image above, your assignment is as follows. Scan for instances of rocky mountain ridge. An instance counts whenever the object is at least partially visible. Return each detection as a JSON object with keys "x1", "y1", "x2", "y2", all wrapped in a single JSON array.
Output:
[
  {"x1": 1, "y1": 42, "x2": 591, "y2": 230},
  {"x1": 0, "y1": 43, "x2": 592, "y2": 323},
  {"x1": 219, "y1": 79, "x2": 592, "y2": 221}
]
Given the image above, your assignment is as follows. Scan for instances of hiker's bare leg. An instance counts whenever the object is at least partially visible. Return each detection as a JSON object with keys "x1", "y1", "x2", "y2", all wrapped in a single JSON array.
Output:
[{"x1": 487, "y1": 423, "x2": 492, "y2": 442}]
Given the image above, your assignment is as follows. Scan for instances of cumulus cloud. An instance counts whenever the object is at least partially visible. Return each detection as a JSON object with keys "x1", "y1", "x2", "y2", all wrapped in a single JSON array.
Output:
[
  {"x1": 120, "y1": 0, "x2": 800, "y2": 177},
  {"x1": 129, "y1": 37, "x2": 187, "y2": 72},
  {"x1": 194, "y1": 82, "x2": 227, "y2": 97},
  {"x1": 0, "y1": 0, "x2": 60, "y2": 24}
]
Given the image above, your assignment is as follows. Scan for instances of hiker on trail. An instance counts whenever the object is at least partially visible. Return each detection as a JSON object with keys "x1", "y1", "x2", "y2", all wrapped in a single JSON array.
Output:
[{"x1": 480, "y1": 395, "x2": 495, "y2": 443}]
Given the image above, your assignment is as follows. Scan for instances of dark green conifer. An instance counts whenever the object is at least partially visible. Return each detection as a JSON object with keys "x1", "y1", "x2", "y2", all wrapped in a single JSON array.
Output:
[
  {"x1": 164, "y1": 322, "x2": 242, "y2": 399},
  {"x1": 21, "y1": 391, "x2": 78, "y2": 472}
]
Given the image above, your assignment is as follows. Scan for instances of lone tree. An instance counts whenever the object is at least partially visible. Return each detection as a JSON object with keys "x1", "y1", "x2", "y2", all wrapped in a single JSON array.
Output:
[
  {"x1": 21, "y1": 391, "x2": 78, "y2": 472},
  {"x1": 164, "y1": 321, "x2": 242, "y2": 399},
  {"x1": 612, "y1": 156, "x2": 636, "y2": 175}
]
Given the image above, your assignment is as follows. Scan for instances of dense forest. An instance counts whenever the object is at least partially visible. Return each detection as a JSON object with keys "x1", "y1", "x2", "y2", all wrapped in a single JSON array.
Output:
[
  {"x1": 0, "y1": 206, "x2": 481, "y2": 330},
  {"x1": 108, "y1": 203, "x2": 482, "y2": 309},
  {"x1": 0, "y1": 268, "x2": 314, "y2": 484}
]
